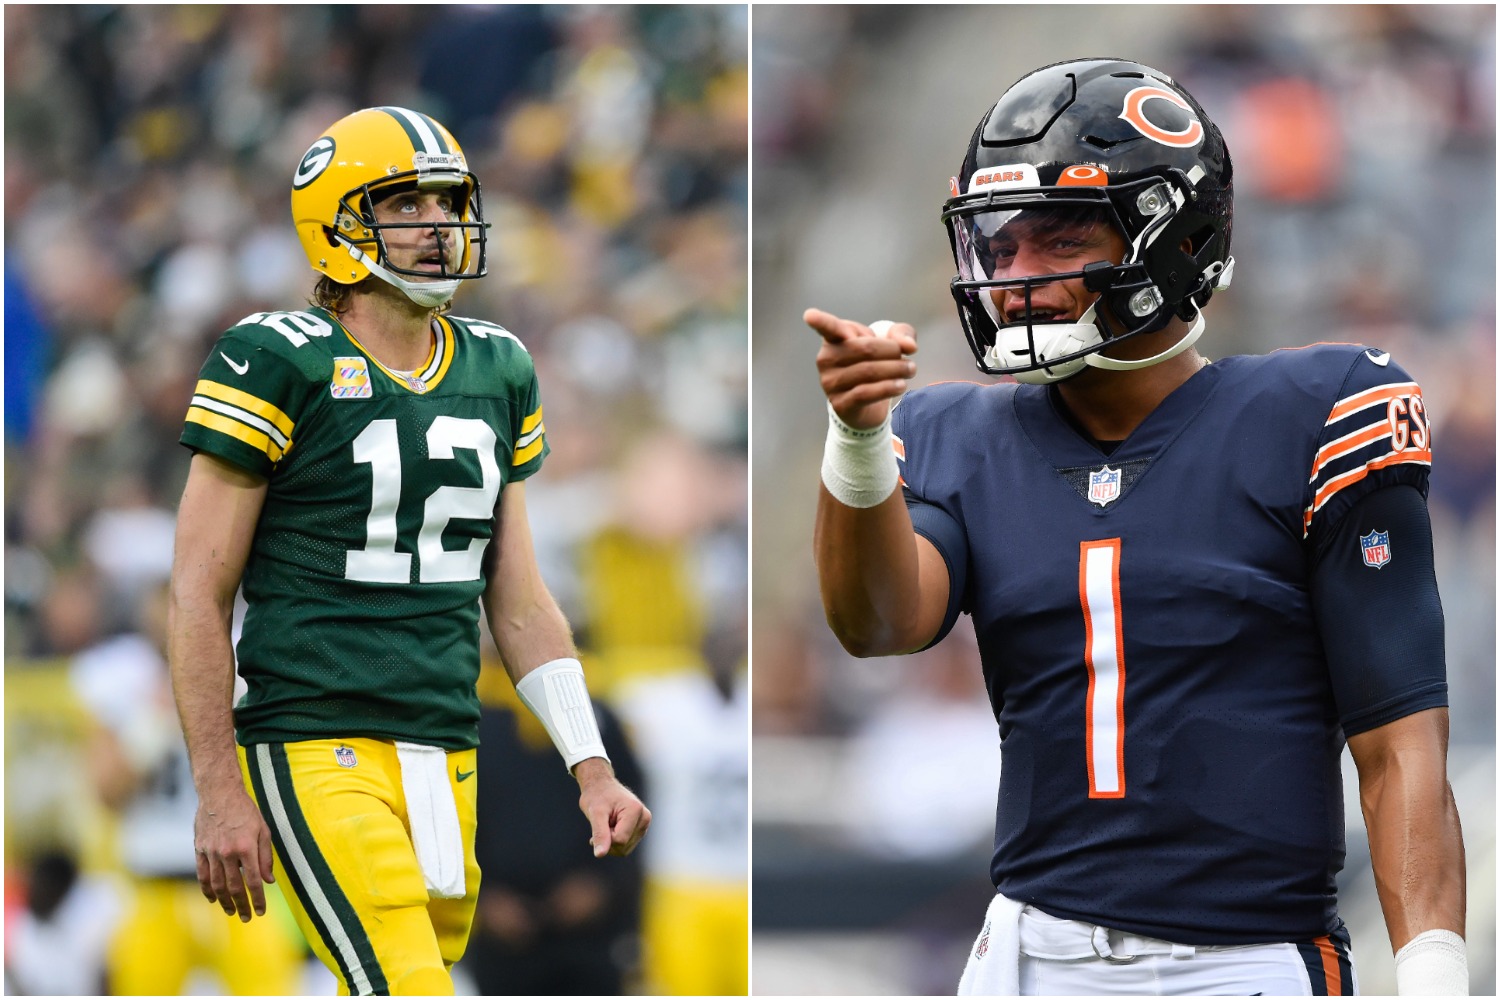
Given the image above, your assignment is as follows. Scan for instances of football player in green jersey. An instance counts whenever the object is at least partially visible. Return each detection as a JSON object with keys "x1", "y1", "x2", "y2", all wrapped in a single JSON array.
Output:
[{"x1": 169, "y1": 106, "x2": 650, "y2": 996}]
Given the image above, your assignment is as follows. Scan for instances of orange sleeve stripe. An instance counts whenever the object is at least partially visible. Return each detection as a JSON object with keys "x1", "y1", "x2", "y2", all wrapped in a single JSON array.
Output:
[
  {"x1": 1310, "y1": 421, "x2": 1390, "y2": 479},
  {"x1": 1324, "y1": 382, "x2": 1420, "y2": 424},
  {"x1": 892, "y1": 435, "x2": 906, "y2": 461},
  {"x1": 1302, "y1": 449, "x2": 1431, "y2": 533}
]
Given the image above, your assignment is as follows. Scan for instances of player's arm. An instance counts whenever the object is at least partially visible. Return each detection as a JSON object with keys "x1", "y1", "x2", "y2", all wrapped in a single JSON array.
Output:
[
  {"x1": 807, "y1": 308, "x2": 951, "y2": 656},
  {"x1": 1347, "y1": 709, "x2": 1466, "y2": 984},
  {"x1": 482, "y1": 481, "x2": 650, "y2": 857},
  {"x1": 168, "y1": 451, "x2": 274, "y2": 922},
  {"x1": 1313, "y1": 484, "x2": 1466, "y2": 994}
]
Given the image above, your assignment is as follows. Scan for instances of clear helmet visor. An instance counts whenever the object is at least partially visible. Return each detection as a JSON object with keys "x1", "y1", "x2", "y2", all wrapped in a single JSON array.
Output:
[
  {"x1": 947, "y1": 203, "x2": 1129, "y2": 384},
  {"x1": 953, "y1": 203, "x2": 1122, "y2": 287}
]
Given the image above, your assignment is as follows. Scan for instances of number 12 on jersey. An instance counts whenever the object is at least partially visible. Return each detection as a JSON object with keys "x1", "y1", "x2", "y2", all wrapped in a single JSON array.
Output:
[
  {"x1": 346, "y1": 416, "x2": 501, "y2": 585},
  {"x1": 1079, "y1": 539, "x2": 1126, "y2": 799}
]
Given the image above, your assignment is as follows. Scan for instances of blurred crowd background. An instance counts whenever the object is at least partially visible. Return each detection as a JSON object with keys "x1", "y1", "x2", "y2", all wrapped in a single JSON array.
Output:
[
  {"x1": 4, "y1": 5, "x2": 746, "y2": 996},
  {"x1": 753, "y1": 4, "x2": 1494, "y2": 996}
]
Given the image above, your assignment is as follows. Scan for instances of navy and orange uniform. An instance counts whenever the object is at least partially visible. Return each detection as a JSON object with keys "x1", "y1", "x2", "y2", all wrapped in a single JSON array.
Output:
[
  {"x1": 895, "y1": 344, "x2": 1445, "y2": 947},
  {"x1": 180, "y1": 306, "x2": 547, "y2": 749}
]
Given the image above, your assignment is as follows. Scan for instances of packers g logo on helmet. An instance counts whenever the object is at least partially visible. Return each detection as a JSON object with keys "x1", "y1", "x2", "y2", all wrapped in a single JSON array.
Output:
[
  {"x1": 290, "y1": 106, "x2": 489, "y2": 308},
  {"x1": 293, "y1": 137, "x2": 336, "y2": 190}
]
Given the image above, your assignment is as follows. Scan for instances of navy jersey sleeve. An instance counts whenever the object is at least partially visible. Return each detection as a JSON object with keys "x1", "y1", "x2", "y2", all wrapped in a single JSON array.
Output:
[
  {"x1": 1311, "y1": 484, "x2": 1447, "y2": 737},
  {"x1": 904, "y1": 493, "x2": 968, "y2": 649},
  {"x1": 892, "y1": 386, "x2": 977, "y2": 649},
  {"x1": 1302, "y1": 348, "x2": 1431, "y2": 545}
]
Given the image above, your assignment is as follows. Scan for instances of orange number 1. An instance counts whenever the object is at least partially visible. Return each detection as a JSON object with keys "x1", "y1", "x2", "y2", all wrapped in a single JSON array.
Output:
[{"x1": 1079, "y1": 539, "x2": 1126, "y2": 798}]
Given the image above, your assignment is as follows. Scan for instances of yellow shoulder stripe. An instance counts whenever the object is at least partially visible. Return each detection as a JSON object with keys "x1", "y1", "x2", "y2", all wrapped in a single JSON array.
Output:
[
  {"x1": 186, "y1": 407, "x2": 286, "y2": 463},
  {"x1": 195, "y1": 380, "x2": 294, "y2": 437},
  {"x1": 521, "y1": 404, "x2": 543, "y2": 435}
]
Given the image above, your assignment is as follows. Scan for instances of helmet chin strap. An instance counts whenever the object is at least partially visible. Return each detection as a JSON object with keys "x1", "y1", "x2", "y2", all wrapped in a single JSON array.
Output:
[
  {"x1": 345, "y1": 244, "x2": 460, "y2": 310},
  {"x1": 1085, "y1": 304, "x2": 1205, "y2": 372}
]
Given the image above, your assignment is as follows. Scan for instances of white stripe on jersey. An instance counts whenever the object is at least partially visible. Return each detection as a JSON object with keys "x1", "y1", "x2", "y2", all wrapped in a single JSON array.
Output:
[{"x1": 190, "y1": 395, "x2": 291, "y2": 448}]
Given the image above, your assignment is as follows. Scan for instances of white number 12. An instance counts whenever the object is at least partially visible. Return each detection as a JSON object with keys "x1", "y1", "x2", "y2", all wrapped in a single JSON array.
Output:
[
  {"x1": 1079, "y1": 539, "x2": 1126, "y2": 799},
  {"x1": 346, "y1": 417, "x2": 500, "y2": 584}
]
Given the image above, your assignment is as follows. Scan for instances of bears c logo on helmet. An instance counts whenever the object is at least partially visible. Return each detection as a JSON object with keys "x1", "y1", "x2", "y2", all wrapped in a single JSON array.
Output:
[
  {"x1": 293, "y1": 137, "x2": 336, "y2": 190},
  {"x1": 1118, "y1": 86, "x2": 1204, "y2": 149}
]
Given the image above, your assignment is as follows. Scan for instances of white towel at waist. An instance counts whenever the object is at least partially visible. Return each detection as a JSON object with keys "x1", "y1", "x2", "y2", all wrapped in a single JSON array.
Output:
[
  {"x1": 957, "y1": 892, "x2": 1024, "y2": 996},
  {"x1": 395, "y1": 742, "x2": 466, "y2": 899}
]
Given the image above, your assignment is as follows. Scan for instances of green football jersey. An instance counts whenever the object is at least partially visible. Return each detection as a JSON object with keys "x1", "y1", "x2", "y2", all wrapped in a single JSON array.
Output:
[{"x1": 180, "y1": 306, "x2": 548, "y2": 749}]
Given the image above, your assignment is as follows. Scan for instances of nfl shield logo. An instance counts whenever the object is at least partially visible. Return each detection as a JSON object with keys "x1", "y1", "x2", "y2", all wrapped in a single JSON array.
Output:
[
  {"x1": 1360, "y1": 530, "x2": 1392, "y2": 569},
  {"x1": 1088, "y1": 465, "x2": 1122, "y2": 507},
  {"x1": 335, "y1": 745, "x2": 358, "y2": 768}
]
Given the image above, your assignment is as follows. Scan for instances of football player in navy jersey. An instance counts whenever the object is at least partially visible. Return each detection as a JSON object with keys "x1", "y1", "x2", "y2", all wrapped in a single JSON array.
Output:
[{"x1": 808, "y1": 58, "x2": 1466, "y2": 996}]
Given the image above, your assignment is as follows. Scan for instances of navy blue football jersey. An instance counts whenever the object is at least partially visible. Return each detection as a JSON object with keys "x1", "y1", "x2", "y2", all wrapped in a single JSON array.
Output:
[{"x1": 893, "y1": 343, "x2": 1444, "y2": 945}]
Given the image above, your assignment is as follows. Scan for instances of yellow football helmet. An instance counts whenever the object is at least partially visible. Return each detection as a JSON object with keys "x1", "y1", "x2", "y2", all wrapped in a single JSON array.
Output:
[{"x1": 291, "y1": 106, "x2": 488, "y2": 308}]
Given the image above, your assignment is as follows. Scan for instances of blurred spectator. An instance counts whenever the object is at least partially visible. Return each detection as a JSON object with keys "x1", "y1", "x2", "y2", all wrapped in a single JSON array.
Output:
[
  {"x1": 842, "y1": 629, "x2": 997, "y2": 861},
  {"x1": 464, "y1": 667, "x2": 646, "y2": 996},
  {"x1": 71, "y1": 584, "x2": 303, "y2": 995},
  {"x1": 613, "y1": 624, "x2": 749, "y2": 996},
  {"x1": 3, "y1": 849, "x2": 122, "y2": 996},
  {"x1": 4, "y1": 262, "x2": 49, "y2": 446}
]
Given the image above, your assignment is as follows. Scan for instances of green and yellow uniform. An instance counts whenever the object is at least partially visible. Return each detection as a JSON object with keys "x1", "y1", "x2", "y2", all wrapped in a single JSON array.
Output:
[
  {"x1": 181, "y1": 306, "x2": 547, "y2": 995},
  {"x1": 183, "y1": 306, "x2": 546, "y2": 748}
]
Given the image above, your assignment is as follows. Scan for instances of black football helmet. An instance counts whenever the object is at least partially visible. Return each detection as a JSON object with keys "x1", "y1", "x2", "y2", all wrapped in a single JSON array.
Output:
[{"x1": 942, "y1": 58, "x2": 1234, "y2": 383}]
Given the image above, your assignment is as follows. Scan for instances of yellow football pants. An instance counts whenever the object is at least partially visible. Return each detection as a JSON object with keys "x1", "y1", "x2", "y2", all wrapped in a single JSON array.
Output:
[
  {"x1": 643, "y1": 878, "x2": 750, "y2": 996},
  {"x1": 106, "y1": 876, "x2": 302, "y2": 995},
  {"x1": 238, "y1": 738, "x2": 480, "y2": 996}
]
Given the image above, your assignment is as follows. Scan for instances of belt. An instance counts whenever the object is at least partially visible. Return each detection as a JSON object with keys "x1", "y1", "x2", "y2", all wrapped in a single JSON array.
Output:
[{"x1": 1019, "y1": 906, "x2": 1198, "y2": 963}]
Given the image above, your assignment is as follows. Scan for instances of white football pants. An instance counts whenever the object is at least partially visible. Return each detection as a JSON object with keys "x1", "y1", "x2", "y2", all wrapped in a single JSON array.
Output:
[{"x1": 958, "y1": 892, "x2": 1357, "y2": 996}]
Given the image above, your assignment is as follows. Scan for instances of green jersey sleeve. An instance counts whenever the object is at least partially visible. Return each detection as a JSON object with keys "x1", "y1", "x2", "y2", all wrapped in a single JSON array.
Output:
[
  {"x1": 448, "y1": 314, "x2": 550, "y2": 482},
  {"x1": 510, "y1": 362, "x2": 548, "y2": 482},
  {"x1": 180, "y1": 313, "x2": 323, "y2": 477}
]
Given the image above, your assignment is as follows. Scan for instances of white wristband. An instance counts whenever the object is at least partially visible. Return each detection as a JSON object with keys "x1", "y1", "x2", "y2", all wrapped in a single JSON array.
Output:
[
  {"x1": 820, "y1": 403, "x2": 899, "y2": 508},
  {"x1": 1395, "y1": 929, "x2": 1468, "y2": 996},
  {"x1": 513, "y1": 657, "x2": 610, "y2": 772}
]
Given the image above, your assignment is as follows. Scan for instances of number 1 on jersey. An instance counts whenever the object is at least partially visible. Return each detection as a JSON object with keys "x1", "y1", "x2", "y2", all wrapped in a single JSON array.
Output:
[{"x1": 1079, "y1": 539, "x2": 1126, "y2": 798}]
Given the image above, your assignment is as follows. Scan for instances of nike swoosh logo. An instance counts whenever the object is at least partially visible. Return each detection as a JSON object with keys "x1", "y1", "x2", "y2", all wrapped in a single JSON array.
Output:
[
  {"x1": 221, "y1": 352, "x2": 250, "y2": 375},
  {"x1": 1365, "y1": 349, "x2": 1390, "y2": 367},
  {"x1": 456, "y1": 768, "x2": 474, "y2": 782}
]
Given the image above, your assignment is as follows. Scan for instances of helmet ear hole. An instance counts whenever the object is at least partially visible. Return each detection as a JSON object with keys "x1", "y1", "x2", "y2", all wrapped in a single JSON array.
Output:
[{"x1": 1183, "y1": 224, "x2": 1217, "y2": 258}]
